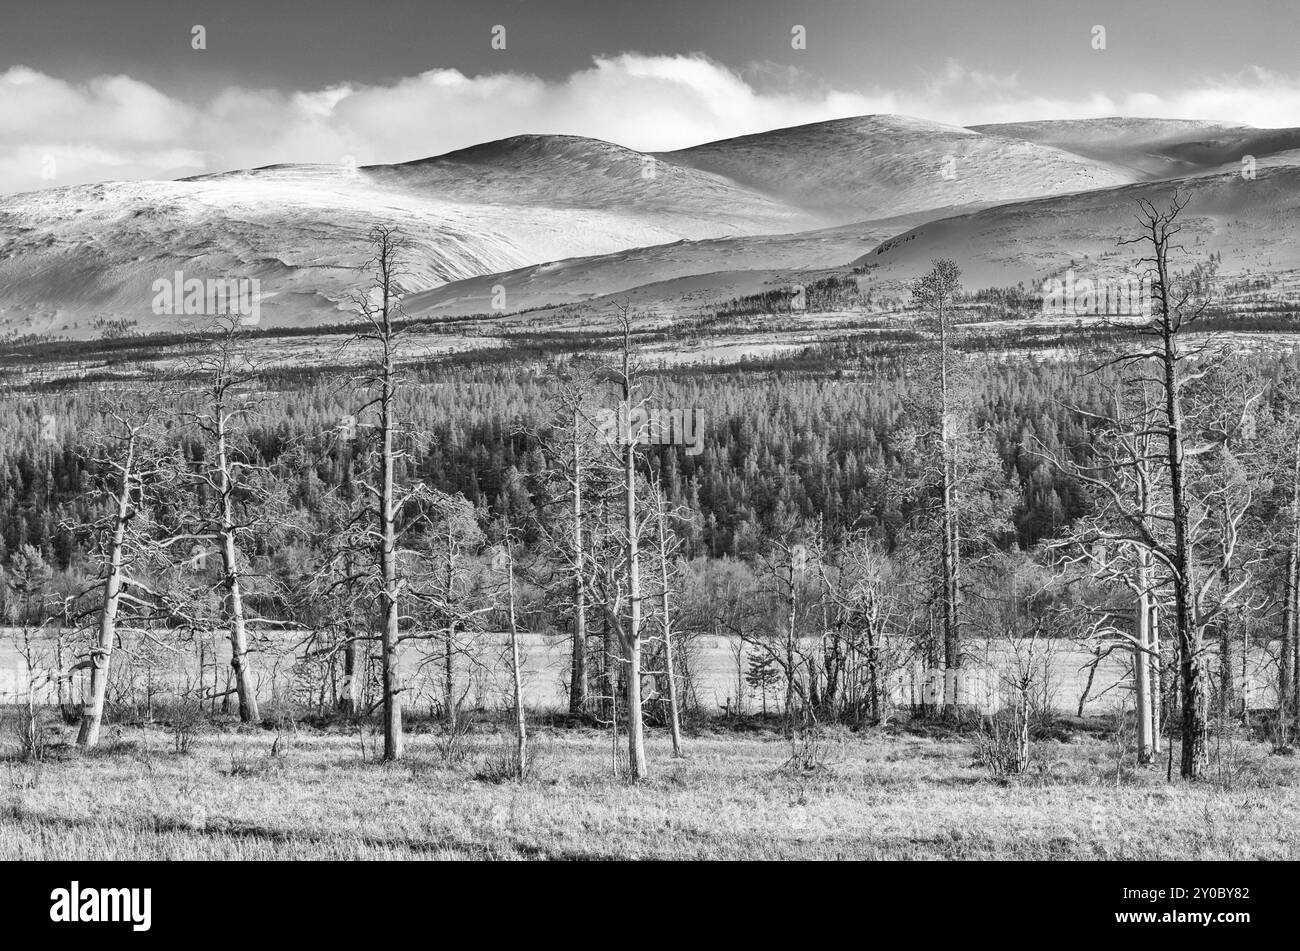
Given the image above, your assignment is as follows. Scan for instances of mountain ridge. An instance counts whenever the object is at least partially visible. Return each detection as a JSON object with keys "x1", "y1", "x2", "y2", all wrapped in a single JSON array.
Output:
[{"x1": 3, "y1": 113, "x2": 1298, "y2": 339}]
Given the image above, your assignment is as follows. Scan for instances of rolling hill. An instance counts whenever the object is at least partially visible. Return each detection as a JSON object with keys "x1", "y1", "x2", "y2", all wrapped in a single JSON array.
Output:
[
  {"x1": 1, "y1": 114, "x2": 1298, "y2": 340},
  {"x1": 855, "y1": 163, "x2": 1300, "y2": 291},
  {"x1": 657, "y1": 114, "x2": 1132, "y2": 223},
  {"x1": 0, "y1": 145, "x2": 815, "y2": 339},
  {"x1": 970, "y1": 117, "x2": 1300, "y2": 180},
  {"x1": 401, "y1": 207, "x2": 983, "y2": 318}
]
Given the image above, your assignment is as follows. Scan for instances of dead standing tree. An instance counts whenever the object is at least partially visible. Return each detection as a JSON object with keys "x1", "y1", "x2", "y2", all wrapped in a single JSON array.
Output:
[
  {"x1": 613, "y1": 305, "x2": 649, "y2": 780},
  {"x1": 504, "y1": 540, "x2": 527, "y2": 778},
  {"x1": 1274, "y1": 377, "x2": 1300, "y2": 733},
  {"x1": 591, "y1": 303, "x2": 652, "y2": 780},
  {"x1": 486, "y1": 521, "x2": 529, "y2": 779},
  {"x1": 1088, "y1": 193, "x2": 1257, "y2": 778},
  {"x1": 556, "y1": 367, "x2": 602, "y2": 718},
  {"x1": 1125, "y1": 195, "x2": 1209, "y2": 779},
  {"x1": 1041, "y1": 378, "x2": 1168, "y2": 764},
  {"x1": 647, "y1": 473, "x2": 687, "y2": 756},
  {"x1": 519, "y1": 362, "x2": 605, "y2": 717},
  {"x1": 346, "y1": 225, "x2": 419, "y2": 762},
  {"x1": 563, "y1": 393, "x2": 592, "y2": 717},
  {"x1": 170, "y1": 316, "x2": 276, "y2": 723},
  {"x1": 70, "y1": 398, "x2": 178, "y2": 747},
  {"x1": 1188, "y1": 358, "x2": 1268, "y2": 726}
]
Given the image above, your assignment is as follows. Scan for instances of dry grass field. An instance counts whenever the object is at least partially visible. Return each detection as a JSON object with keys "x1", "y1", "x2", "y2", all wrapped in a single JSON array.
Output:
[{"x1": 3, "y1": 716, "x2": 1299, "y2": 861}]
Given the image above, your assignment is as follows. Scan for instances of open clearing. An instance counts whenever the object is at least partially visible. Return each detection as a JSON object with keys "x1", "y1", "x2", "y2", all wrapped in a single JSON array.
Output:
[{"x1": 3, "y1": 720, "x2": 1298, "y2": 860}]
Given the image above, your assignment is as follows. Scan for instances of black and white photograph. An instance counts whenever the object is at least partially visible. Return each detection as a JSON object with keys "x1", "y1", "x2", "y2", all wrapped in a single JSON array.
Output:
[{"x1": 0, "y1": 0, "x2": 1295, "y2": 923}]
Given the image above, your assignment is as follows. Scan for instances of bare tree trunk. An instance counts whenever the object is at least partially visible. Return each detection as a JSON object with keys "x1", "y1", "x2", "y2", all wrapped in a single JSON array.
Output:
[
  {"x1": 373, "y1": 236, "x2": 404, "y2": 762},
  {"x1": 619, "y1": 316, "x2": 647, "y2": 781},
  {"x1": 216, "y1": 415, "x2": 259, "y2": 723},
  {"x1": 569, "y1": 410, "x2": 588, "y2": 715},
  {"x1": 55, "y1": 627, "x2": 68, "y2": 720},
  {"x1": 937, "y1": 287, "x2": 962, "y2": 708},
  {"x1": 1170, "y1": 416, "x2": 1207, "y2": 780},
  {"x1": 603, "y1": 587, "x2": 617, "y2": 724},
  {"x1": 623, "y1": 633, "x2": 646, "y2": 777},
  {"x1": 1135, "y1": 553, "x2": 1155, "y2": 764},
  {"x1": 1293, "y1": 571, "x2": 1300, "y2": 730},
  {"x1": 656, "y1": 493, "x2": 683, "y2": 756},
  {"x1": 78, "y1": 435, "x2": 137, "y2": 748},
  {"x1": 379, "y1": 364, "x2": 402, "y2": 761},
  {"x1": 609, "y1": 608, "x2": 620, "y2": 777},
  {"x1": 784, "y1": 559, "x2": 798, "y2": 734},
  {"x1": 623, "y1": 431, "x2": 647, "y2": 780},
  {"x1": 1134, "y1": 446, "x2": 1158, "y2": 765},
  {"x1": 444, "y1": 544, "x2": 456, "y2": 725},
  {"x1": 1217, "y1": 567, "x2": 1237, "y2": 725},
  {"x1": 1154, "y1": 244, "x2": 1207, "y2": 780},
  {"x1": 1291, "y1": 539, "x2": 1300, "y2": 730},
  {"x1": 223, "y1": 538, "x2": 258, "y2": 723},
  {"x1": 866, "y1": 619, "x2": 881, "y2": 724},
  {"x1": 1150, "y1": 602, "x2": 1163, "y2": 756},
  {"x1": 339, "y1": 638, "x2": 360, "y2": 714},
  {"x1": 505, "y1": 545, "x2": 527, "y2": 779},
  {"x1": 1281, "y1": 440, "x2": 1300, "y2": 727}
]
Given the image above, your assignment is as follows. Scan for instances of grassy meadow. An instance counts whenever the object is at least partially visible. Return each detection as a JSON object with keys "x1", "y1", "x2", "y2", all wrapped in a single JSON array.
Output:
[{"x1": 3, "y1": 715, "x2": 1299, "y2": 861}]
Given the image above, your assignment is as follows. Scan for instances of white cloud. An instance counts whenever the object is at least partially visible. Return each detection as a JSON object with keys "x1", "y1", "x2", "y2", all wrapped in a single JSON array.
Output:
[{"x1": 2, "y1": 55, "x2": 1299, "y2": 193}]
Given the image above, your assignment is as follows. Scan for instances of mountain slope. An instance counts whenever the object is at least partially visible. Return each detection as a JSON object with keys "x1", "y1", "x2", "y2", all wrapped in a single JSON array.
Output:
[
  {"x1": 2, "y1": 114, "x2": 1296, "y2": 341},
  {"x1": 373, "y1": 134, "x2": 810, "y2": 229},
  {"x1": 657, "y1": 114, "x2": 1133, "y2": 223},
  {"x1": 402, "y1": 206, "x2": 984, "y2": 318},
  {"x1": 0, "y1": 138, "x2": 820, "y2": 338},
  {"x1": 970, "y1": 117, "x2": 1300, "y2": 180},
  {"x1": 855, "y1": 163, "x2": 1300, "y2": 291}
]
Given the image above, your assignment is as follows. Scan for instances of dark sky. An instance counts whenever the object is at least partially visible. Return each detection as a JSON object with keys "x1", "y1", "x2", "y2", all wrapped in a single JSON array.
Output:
[
  {"x1": 5, "y1": 0, "x2": 1297, "y2": 102},
  {"x1": 3, "y1": 0, "x2": 1298, "y2": 192}
]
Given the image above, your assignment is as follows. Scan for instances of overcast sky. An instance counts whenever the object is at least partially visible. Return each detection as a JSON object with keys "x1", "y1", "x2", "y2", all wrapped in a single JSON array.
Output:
[{"x1": 3, "y1": 0, "x2": 1298, "y2": 193}]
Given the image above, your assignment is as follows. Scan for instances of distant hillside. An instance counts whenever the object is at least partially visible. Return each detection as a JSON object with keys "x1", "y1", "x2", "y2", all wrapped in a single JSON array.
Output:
[
  {"x1": 2, "y1": 113, "x2": 1298, "y2": 341},
  {"x1": 658, "y1": 114, "x2": 1133, "y2": 222},
  {"x1": 856, "y1": 164, "x2": 1300, "y2": 291},
  {"x1": 971, "y1": 117, "x2": 1300, "y2": 180}
]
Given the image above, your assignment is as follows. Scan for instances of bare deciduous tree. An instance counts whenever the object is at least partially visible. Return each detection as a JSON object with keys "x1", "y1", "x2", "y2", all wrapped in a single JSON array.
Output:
[
  {"x1": 347, "y1": 225, "x2": 416, "y2": 761},
  {"x1": 71, "y1": 397, "x2": 177, "y2": 747}
]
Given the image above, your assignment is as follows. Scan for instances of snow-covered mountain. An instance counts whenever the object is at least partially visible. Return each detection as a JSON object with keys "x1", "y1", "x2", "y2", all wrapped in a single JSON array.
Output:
[
  {"x1": 0, "y1": 145, "x2": 813, "y2": 338},
  {"x1": 657, "y1": 114, "x2": 1131, "y2": 222},
  {"x1": 856, "y1": 163, "x2": 1300, "y2": 291},
  {"x1": 970, "y1": 117, "x2": 1300, "y2": 180},
  {"x1": 1, "y1": 114, "x2": 1297, "y2": 339}
]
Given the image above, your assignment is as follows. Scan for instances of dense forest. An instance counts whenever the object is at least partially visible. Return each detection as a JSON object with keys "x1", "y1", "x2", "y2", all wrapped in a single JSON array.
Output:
[
  {"x1": 1, "y1": 355, "x2": 1110, "y2": 569},
  {"x1": 4, "y1": 206, "x2": 1300, "y2": 783}
]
